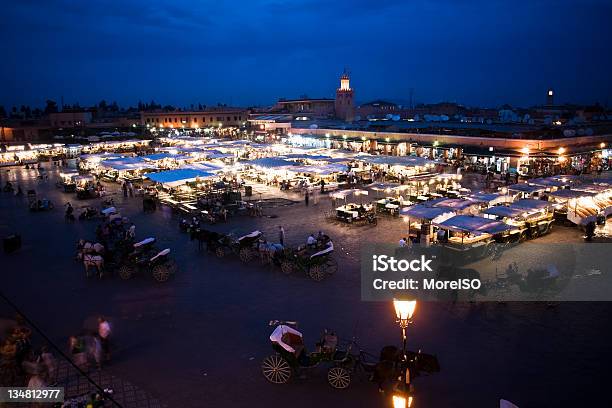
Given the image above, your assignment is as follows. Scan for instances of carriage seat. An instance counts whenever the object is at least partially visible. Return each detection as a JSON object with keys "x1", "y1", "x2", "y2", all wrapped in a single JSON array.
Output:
[
  {"x1": 150, "y1": 248, "x2": 170, "y2": 262},
  {"x1": 134, "y1": 237, "x2": 156, "y2": 248},
  {"x1": 309, "y1": 241, "x2": 334, "y2": 259},
  {"x1": 101, "y1": 207, "x2": 117, "y2": 215},
  {"x1": 238, "y1": 230, "x2": 262, "y2": 242}
]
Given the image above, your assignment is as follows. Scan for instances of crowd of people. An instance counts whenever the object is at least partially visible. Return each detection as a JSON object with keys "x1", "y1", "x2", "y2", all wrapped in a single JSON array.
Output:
[
  {"x1": 0, "y1": 317, "x2": 57, "y2": 389},
  {"x1": 0, "y1": 313, "x2": 115, "y2": 396}
]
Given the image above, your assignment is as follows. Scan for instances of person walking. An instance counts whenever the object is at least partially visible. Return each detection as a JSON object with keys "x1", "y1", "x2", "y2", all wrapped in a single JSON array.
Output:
[
  {"x1": 40, "y1": 346, "x2": 57, "y2": 385},
  {"x1": 126, "y1": 223, "x2": 136, "y2": 240},
  {"x1": 69, "y1": 335, "x2": 87, "y2": 370},
  {"x1": 65, "y1": 202, "x2": 74, "y2": 221},
  {"x1": 97, "y1": 317, "x2": 112, "y2": 362},
  {"x1": 91, "y1": 334, "x2": 103, "y2": 369},
  {"x1": 304, "y1": 191, "x2": 309, "y2": 206},
  {"x1": 278, "y1": 226, "x2": 285, "y2": 246},
  {"x1": 122, "y1": 182, "x2": 128, "y2": 198},
  {"x1": 128, "y1": 182, "x2": 134, "y2": 197}
]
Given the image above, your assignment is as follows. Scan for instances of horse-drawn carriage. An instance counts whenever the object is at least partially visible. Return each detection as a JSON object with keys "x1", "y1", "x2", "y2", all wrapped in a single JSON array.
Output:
[
  {"x1": 261, "y1": 321, "x2": 440, "y2": 392},
  {"x1": 213, "y1": 230, "x2": 263, "y2": 262},
  {"x1": 117, "y1": 237, "x2": 177, "y2": 282},
  {"x1": 262, "y1": 321, "x2": 357, "y2": 389},
  {"x1": 279, "y1": 240, "x2": 337, "y2": 281}
]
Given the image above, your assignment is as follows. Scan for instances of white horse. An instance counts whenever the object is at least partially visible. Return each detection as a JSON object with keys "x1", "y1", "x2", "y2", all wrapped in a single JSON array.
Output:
[{"x1": 83, "y1": 254, "x2": 104, "y2": 278}]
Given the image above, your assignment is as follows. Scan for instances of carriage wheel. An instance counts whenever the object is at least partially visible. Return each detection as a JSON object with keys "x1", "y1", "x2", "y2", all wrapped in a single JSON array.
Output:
[
  {"x1": 280, "y1": 261, "x2": 293, "y2": 275},
  {"x1": 327, "y1": 366, "x2": 351, "y2": 389},
  {"x1": 118, "y1": 266, "x2": 134, "y2": 280},
  {"x1": 239, "y1": 248, "x2": 253, "y2": 263},
  {"x1": 309, "y1": 265, "x2": 326, "y2": 281},
  {"x1": 152, "y1": 264, "x2": 170, "y2": 282},
  {"x1": 215, "y1": 247, "x2": 225, "y2": 258},
  {"x1": 261, "y1": 354, "x2": 292, "y2": 384},
  {"x1": 324, "y1": 258, "x2": 338, "y2": 275}
]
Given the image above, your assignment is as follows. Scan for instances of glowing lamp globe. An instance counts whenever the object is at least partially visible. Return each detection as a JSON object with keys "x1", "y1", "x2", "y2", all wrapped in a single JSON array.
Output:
[{"x1": 394, "y1": 299, "x2": 417, "y2": 324}]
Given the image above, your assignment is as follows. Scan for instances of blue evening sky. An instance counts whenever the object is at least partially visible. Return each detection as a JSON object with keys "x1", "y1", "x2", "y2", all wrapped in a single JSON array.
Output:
[{"x1": 1, "y1": 0, "x2": 611, "y2": 108}]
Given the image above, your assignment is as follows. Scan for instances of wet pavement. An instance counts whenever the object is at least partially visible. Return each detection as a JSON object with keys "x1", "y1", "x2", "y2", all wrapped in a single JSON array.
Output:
[{"x1": 1, "y1": 163, "x2": 611, "y2": 407}]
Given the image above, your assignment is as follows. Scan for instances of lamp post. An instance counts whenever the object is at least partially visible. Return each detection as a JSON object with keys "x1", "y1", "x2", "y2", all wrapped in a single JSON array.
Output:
[
  {"x1": 393, "y1": 299, "x2": 416, "y2": 361},
  {"x1": 392, "y1": 299, "x2": 417, "y2": 408}
]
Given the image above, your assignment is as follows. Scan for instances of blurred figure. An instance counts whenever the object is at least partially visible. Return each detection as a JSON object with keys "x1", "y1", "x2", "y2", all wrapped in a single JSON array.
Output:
[
  {"x1": 41, "y1": 346, "x2": 57, "y2": 385},
  {"x1": 97, "y1": 317, "x2": 112, "y2": 362}
]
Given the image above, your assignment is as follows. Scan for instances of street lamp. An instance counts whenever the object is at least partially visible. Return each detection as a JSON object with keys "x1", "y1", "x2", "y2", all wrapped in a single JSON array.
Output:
[
  {"x1": 393, "y1": 394, "x2": 413, "y2": 408},
  {"x1": 392, "y1": 299, "x2": 417, "y2": 406},
  {"x1": 394, "y1": 299, "x2": 417, "y2": 329}
]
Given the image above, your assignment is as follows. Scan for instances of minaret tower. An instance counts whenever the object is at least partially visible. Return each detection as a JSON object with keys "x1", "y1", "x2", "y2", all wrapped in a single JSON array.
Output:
[
  {"x1": 546, "y1": 88, "x2": 554, "y2": 106},
  {"x1": 335, "y1": 69, "x2": 355, "y2": 122}
]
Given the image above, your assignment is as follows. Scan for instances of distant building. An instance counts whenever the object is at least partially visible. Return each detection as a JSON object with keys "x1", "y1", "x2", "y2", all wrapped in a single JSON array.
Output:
[
  {"x1": 272, "y1": 98, "x2": 335, "y2": 119},
  {"x1": 247, "y1": 114, "x2": 292, "y2": 134},
  {"x1": 48, "y1": 111, "x2": 93, "y2": 127},
  {"x1": 335, "y1": 71, "x2": 355, "y2": 121},
  {"x1": 269, "y1": 71, "x2": 355, "y2": 122},
  {"x1": 140, "y1": 108, "x2": 249, "y2": 128},
  {"x1": 356, "y1": 100, "x2": 398, "y2": 118}
]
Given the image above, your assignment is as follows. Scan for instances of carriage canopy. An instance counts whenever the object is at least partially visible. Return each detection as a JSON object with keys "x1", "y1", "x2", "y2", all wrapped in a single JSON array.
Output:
[{"x1": 269, "y1": 325, "x2": 303, "y2": 353}]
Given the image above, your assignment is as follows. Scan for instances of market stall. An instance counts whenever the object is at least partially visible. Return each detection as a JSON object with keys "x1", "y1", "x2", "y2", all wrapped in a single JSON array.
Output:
[
  {"x1": 434, "y1": 215, "x2": 517, "y2": 255},
  {"x1": 509, "y1": 199, "x2": 555, "y2": 237},
  {"x1": 331, "y1": 189, "x2": 374, "y2": 224},
  {"x1": 400, "y1": 205, "x2": 455, "y2": 242},
  {"x1": 566, "y1": 191, "x2": 612, "y2": 226},
  {"x1": 507, "y1": 183, "x2": 546, "y2": 199},
  {"x1": 427, "y1": 198, "x2": 485, "y2": 215},
  {"x1": 548, "y1": 189, "x2": 595, "y2": 222},
  {"x1": 468, "y1": 192, "x2": 514, "y2": 207},
  {"x1": 98, "y1": 157, "x2": 156, "y2": 182},
  {"x1": 74, "y1": 175, "x2": 97, "y2": 199},
  {"x1": 58, "y1": 171, "x2": 79, "y2": 193},
  {"x1": 145, "y1": 168, "x2": 217, "y2": 211}
]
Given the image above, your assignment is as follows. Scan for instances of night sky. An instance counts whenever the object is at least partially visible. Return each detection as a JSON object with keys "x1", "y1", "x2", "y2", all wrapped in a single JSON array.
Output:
[{"x1": 1, "y1": 0, "x2": 611, "y2": 109}]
